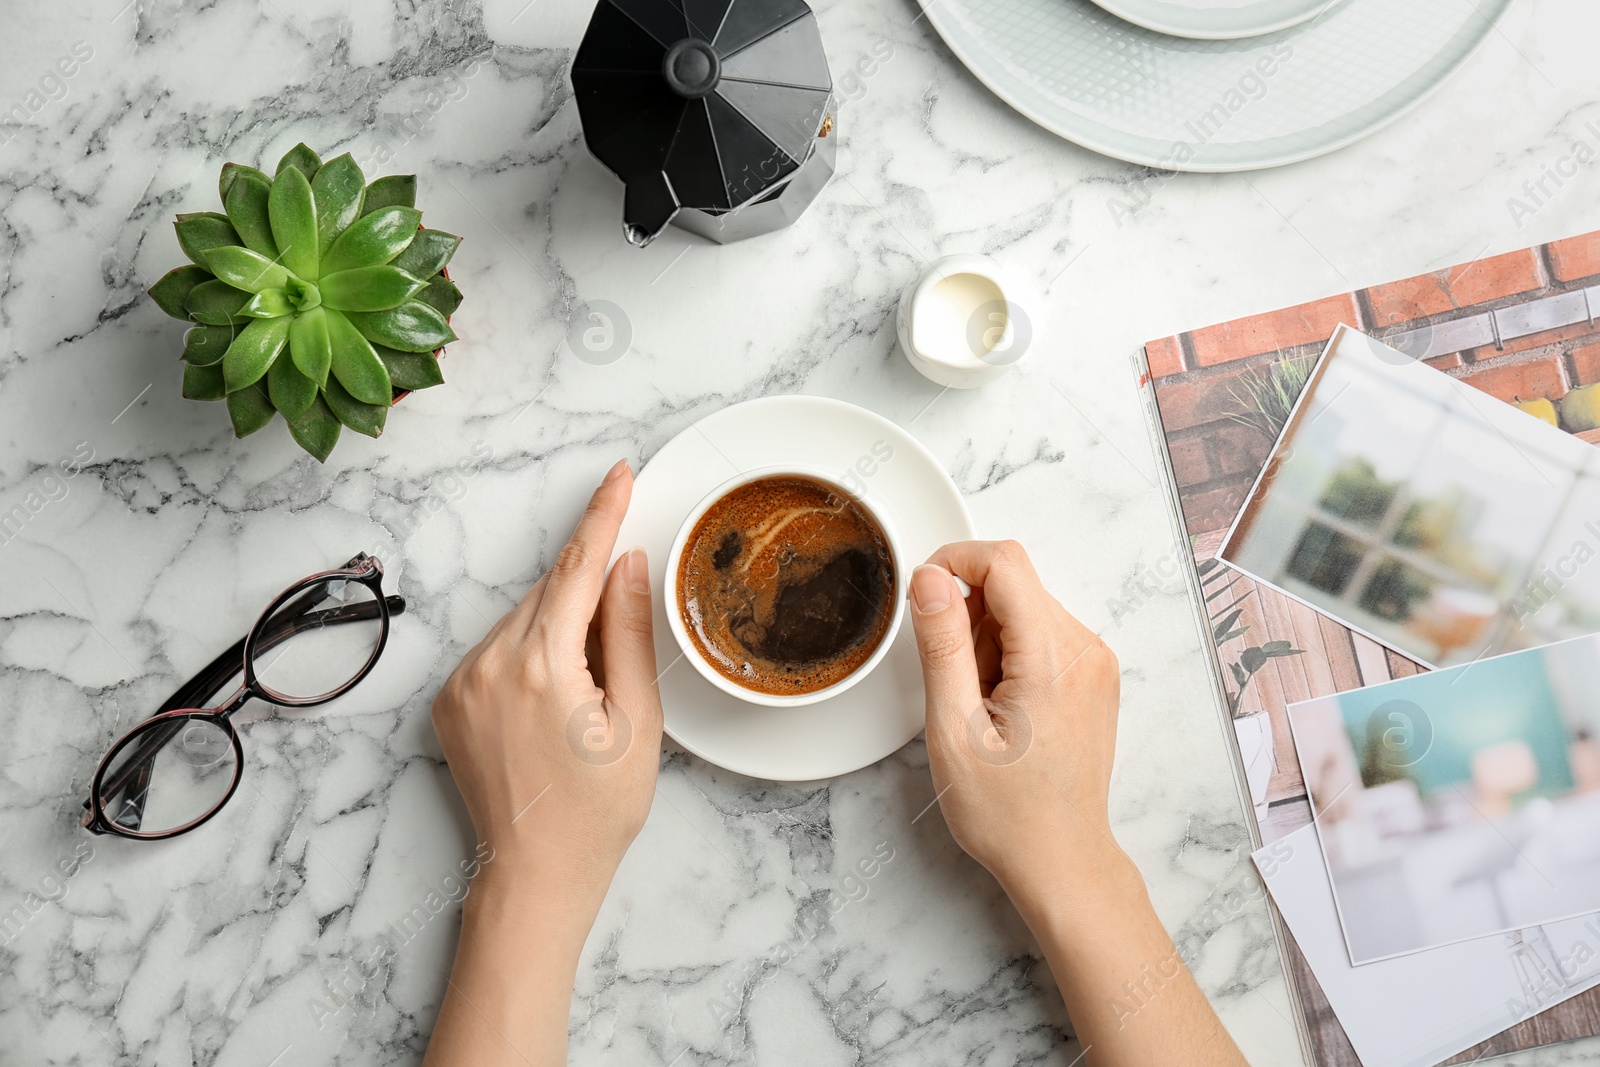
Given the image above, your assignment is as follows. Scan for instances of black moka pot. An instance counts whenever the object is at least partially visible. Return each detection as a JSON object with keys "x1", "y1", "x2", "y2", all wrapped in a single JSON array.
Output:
[{"x1": 571, "y1": 0, "x2": 836, "y2": 247}]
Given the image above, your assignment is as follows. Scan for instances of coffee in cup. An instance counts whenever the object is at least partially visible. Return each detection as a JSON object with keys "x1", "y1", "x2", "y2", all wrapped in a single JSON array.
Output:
[{"x1": 671, "y1": 473, "x2": 900, "y2": 700}]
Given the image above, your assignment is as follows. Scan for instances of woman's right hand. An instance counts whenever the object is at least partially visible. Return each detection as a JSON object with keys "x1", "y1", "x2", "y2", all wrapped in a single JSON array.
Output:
[
  {"x1": 907, "y1": 541, "x2": 1250, "y2": 1067},
  {"x1": 905, "y1": 540, "x2": 1131, "y2": 909}
]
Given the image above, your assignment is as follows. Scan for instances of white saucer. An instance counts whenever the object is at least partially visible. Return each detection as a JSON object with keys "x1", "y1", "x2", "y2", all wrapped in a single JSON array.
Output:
[
  {"x1": 610, "y1": 395, "x2": 974, "y2": 781},
  {"x1": 1088, "y1": 0, "x2": 1332, "y2": 40}
]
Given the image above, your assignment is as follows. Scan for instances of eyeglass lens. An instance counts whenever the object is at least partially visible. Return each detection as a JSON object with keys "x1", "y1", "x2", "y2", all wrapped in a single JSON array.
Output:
[
  {"x1": 251, "y1": 576, "x2": 385, "y2": 702},
  {"x1": 98, "y1": 716, "x2": 238, "y2": 835}
]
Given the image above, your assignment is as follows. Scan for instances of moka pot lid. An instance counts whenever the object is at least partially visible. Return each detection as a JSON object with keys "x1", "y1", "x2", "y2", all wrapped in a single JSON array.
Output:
[{"x1": 572, "y1": 0, "x2": 833, "y2": 245}]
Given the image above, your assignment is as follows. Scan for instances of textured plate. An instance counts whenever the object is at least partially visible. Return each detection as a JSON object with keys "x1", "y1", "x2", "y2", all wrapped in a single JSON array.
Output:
[
  {"x1": 1088, "y1": 0, "x2": 1334, "y2": 40},
  {"x1": 916, "y1": 0, "x2": 1509, "y2": 171},
  {"x1": 610, "y1": 396, "x2": 974, "y2": 781}
]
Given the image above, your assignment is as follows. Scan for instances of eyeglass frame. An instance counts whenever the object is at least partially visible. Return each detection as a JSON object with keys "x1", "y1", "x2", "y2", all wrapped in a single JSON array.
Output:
[{"x1": 81, "y1": 553, "x2": 405, "y2": 840}]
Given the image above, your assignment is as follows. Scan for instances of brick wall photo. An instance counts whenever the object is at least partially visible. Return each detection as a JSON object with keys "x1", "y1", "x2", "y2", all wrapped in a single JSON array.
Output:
[{"x1": 1148, "y1": 229, "x2": 1600, "y2": 538}]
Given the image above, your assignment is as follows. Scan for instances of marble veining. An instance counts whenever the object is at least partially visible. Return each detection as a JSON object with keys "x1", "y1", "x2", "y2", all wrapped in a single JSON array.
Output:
[{"x1": 1, "y1": 0, "x2": 1597, "y2": 1064}]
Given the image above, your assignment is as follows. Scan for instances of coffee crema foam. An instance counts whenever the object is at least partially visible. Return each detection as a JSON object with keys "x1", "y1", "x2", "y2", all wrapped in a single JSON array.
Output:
[{"x1": 677, "y1": 476, "x2": 896, "y2": 696}]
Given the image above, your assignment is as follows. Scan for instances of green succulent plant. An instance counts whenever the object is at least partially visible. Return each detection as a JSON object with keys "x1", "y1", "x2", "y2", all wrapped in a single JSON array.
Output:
[{"x1": 147, "y1": 143, "x2": 463, "y2": 461}]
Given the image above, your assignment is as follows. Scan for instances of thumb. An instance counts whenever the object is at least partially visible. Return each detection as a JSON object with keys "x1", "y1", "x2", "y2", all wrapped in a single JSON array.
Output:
[
  {"x1": 909, "y1": 564, "x2": 982, "y2": 745},
  {"x1": 598, "y1": 547, "x2": 664, "y2": 740}
]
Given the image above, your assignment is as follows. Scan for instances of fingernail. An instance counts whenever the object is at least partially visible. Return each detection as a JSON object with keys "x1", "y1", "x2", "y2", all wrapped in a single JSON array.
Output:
[
  {"x1": 911, "y1": 565, "x2": 953, "y2": 614},
  {"x1": 603, "y1": 458, "x2": 630, "y2": 485},
  {"x1": 623, "y1": 547, "x2": 650, "y2": 595}
]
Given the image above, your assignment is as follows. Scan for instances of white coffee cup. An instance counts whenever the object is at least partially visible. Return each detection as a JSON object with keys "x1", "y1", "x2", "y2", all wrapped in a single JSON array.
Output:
[{"x1": 664, "y1": 465, "x2": 909, "y2": 708}]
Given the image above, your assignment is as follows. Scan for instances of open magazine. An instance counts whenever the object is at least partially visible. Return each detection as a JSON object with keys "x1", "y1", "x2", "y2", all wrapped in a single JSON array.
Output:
[{"x1": 1139, "y1": 229, "x2": 1600, "y2": 1065}]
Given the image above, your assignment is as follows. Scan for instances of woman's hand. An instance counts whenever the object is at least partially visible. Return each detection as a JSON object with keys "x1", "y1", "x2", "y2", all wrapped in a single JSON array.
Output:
[
  {"x1": 907, "y1": 540, "x2": 1247, "y2": 1067},
  {"x1": 431, "y1": 458, "x2": 663, "y2": 910},
  {"x1": 425, "y1": 460, "x2": 664, "y2": 1067},
  {"x1": 906, "y1": 540, "x2": 1125, "y2": 907}
]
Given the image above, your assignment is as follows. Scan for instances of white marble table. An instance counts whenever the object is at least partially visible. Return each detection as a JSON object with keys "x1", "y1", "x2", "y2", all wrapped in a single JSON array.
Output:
[{"x1": 1, "y1": 1, "x2": 1596, "y2": 1064}]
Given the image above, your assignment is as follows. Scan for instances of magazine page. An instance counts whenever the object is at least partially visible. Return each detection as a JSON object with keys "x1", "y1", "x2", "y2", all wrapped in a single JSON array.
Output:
[{"x1": 1142, "y1": 229, "x2": 1600, "y2": 1066}]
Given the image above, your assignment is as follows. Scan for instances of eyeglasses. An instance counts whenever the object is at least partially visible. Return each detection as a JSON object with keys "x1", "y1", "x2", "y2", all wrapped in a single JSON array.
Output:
[{"x1": 81, "y1": 553, "x2": 406, "y2": 840}]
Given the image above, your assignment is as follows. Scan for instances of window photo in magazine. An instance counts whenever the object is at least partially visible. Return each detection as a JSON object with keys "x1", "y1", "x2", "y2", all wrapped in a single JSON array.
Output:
[{"x1": 1221, "y1": 324, "x2": 1600, "y2": 669}]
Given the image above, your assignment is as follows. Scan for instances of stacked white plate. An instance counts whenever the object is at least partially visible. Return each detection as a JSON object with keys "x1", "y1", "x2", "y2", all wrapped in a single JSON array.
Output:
[
  {"x1": 1096, "y1": 0, "x2": 1334, "y2": 39},
  {"x1": 915, "y1": 0, "x2": 1511, "y2": 170}
]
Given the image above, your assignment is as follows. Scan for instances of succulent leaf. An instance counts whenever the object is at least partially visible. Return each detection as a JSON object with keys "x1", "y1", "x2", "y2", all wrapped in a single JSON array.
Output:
[
  {"x1": 394, "y1": 229, "x2": 460, "y2": 278},
  {"x1": 322, "y1": 207, "x2": 423, "y2": 275},
  {"x1": 325, "y1": 309, "x2": 394, "y2": 404},
  {"x1": 175, "y1": 212, "x2": 243, "y2": 265},
  {"x1": 289, "y1": 394, "x2": 342, "y2": 462},
  {"x1": 222, "y1": 316, "x2": 292, "y2": 392},
  {"x1": 275, "y1": 143, "x2": 322, "y2": 181},
  {"x1": 182, "y1": 362, "x2": 227, "y2": 400},
  {"x1": 241, "y1": 289, "x2": 294, "y2": 318},
  {"x1": 414, "y1": 275, "x2": 463, "y2": 318},
  {"x1": 183, "y1": 324, "x2": 238, "y2": 366},
  {"x1": 325, "y1": 375, "x2": 388, "y2": 438},
  {"x1": 227, "y1": 384, "x2": 278, "y2": 436},
  {"x1": 289, "y1": 306, "x2": 333, "y2": 386},
  {"x1": 311, "y1": 153, "x2": 366, "y2": 256},
  {"x1": 268, "y1": 165, "x2": 320, "y2": 281},
  {"x1": 185, "y1": 279, "x2": 253, "y2": 325},
  {"x1": 319, "y1": 265, "x2": 425, "y2": 312},
  {"x1": 343, "y1": 301, "x2": 456, "y2": 352},
  {"x1": 202, "y1": 245, "x2": 292, "y2": 293},
  {"x1": 149, "y1": 265, "x2": 213, "y2": 320},
  {"x1": 219, "y1": 163, "x2": 271, "y2": 208},
  {"x1": 376, "y1": 345, "x2": 445, "y2": 391},
  {"x1": 267, "y1": 349, "x2": 319, "y2": 420},
  {"x1": 224, "y1": 171, "x2": 279, "y2": 259},
  {"x1": 362, "y1": 174, "x2": 416, "y2": 214}
]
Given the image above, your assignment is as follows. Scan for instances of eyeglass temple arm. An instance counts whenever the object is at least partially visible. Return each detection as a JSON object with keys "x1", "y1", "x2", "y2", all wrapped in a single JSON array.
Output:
[
  {"x1": 256, "y1": 595, "x2": 405, "y2": 655},
  {"x1": 85, "y1": 593, "x2": 406, "y2": 829}
]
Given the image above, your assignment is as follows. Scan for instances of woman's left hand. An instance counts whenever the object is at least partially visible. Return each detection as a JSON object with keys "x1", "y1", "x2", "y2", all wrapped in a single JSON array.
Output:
[{"x1": 430, "y1": 459, "x2": 663, "y2": 910}]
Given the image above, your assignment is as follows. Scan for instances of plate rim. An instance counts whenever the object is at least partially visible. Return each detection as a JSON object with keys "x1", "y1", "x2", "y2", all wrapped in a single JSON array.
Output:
[
  {"x1": 914, "y1": 0, "x2": 1511, "y2": 172},
  {"x1": 630, "y1": 393, "x2": 976, "y2": 781},
  {"x1": 1087, "y1": 0, "x2": 1333, "y2": 40}
]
